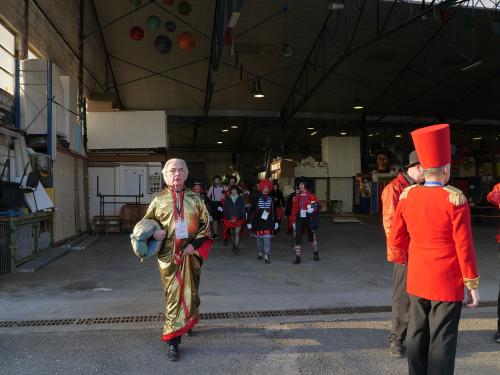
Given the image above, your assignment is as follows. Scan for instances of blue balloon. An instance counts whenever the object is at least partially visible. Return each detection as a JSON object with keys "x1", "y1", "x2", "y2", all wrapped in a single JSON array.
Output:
[{"x1": 154, "y1": 35, "x2": 172, "y2": 54}]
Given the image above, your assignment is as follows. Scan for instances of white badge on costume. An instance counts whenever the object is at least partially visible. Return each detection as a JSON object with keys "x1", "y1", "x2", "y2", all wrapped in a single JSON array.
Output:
[
  {"x1": 261, "y1": 210, "x2": 269, "y2": 220},
  {"x1": 175, "y1": 220, "x2": 189, "y2": 239},
  {"x1": 300, "y1": 209, "x2": 307, "y2": 218}
]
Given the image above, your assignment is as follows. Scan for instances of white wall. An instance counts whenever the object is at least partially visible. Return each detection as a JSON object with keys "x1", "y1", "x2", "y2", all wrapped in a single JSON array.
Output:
[
  {"x1": 86, "y1": 111, "x2": 167, "y2": 149},
  {"x1": 321, "y1": 136, "x2": 361, "y2": 177}
]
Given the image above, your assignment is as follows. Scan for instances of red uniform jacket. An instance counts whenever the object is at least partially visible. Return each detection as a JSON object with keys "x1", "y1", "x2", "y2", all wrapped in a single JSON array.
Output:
[
  {"x1": 290, "y1": 191, "x2": 319, "y2": 224},
  {"x1": 381, "y1": 172, "x2": 412, "y2": 262},
  {"x1": 486, "y1": 182, "x2": 500, "y2": 242},
  {"x1": 389, "y1": 185, "x2": 479, "y2": 302}
]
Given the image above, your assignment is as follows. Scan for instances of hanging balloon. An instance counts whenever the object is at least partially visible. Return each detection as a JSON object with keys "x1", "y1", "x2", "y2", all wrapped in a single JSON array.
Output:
[
  {"x1": 154, "y1": 35, "x2": 172, "y2": 54},
  {"x1": 129, "y1": 26, "x2": 144, "y2": 41},
  {"x1": 165, "y1": 21, "x2": 176, "y2": 32},
  {"x1": 178, "y1": 31, "x2": 195, "y2": 51},
  {"x1": 178, "y1": 1, "x2": 192, "y2": 16},
  {"x1": 130, "y1": 0, "x2": 142, "y2": 7},
  {"x1": 147, "y1": 15, "x2": 161, "y2": 30},
  {"x1": 163, "y1": 0, "x2": 175, "y2": 5}
]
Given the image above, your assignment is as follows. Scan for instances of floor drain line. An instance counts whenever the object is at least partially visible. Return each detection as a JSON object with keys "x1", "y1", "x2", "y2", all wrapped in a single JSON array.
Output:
[{"x1": 0, "y1": 302, "x2": 495, "y2": 328}]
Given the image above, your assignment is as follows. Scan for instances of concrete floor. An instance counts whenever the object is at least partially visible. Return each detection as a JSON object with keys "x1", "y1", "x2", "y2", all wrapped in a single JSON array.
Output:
[
  {"x1": 0, "y1": 216, "x2": 498, "y2": 374},
  {"x1": 0, "y1": 216, "x2": 498, "y2": 321}
]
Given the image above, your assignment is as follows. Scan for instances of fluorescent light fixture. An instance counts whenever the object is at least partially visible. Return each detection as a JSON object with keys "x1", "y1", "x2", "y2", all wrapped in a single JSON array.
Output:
[
  {"x1": 395, "y1": 134, "x2": 402, "y2": 138},
  {"x1": 217, "y1": 141, "x2": 223, "y2": 144},
  {"x1": 353, "y1": 99, "x2": 364, "y2": 110},
  {"x1": 340, "y1": 132, "x2": 347, "y2": 135},
  {"x1": 253, "y1": 77, "x2": 264, "y2": 98},
  {"x1": 472, "y1": 137, "x2": 482, "y2": 140},
  {"x1": 227, "y1": 12, "x2": 240, "y2": 28},
  {"x1": 231, "y1": 124, "x2": 238, "y2": 129},
  {"x1": 253, "y1": 91, "x2": 264, "y2": 98},
  {"x1": 327, "y1": 0, "x2": 346, "y2": 11},
  {"x1": 368, "y1": 133, "x2": 374, "y2": 137},
  {"x1": 461, "y1": 60, "x2": 482, "y2": 72},
  {"x1": 222, "y1": 129, "x2": 229, "y2": 132},
  {"x1": 307, "y1": 127, "x2": 315, "y2": 130},
  {"x1": 310, "y1": 131, "x2": 318, "y2": 136}
]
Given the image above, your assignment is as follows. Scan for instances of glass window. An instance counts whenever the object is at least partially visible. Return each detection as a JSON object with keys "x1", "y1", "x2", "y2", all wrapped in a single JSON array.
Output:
[{"x1": 0, "y1": 23, "x2": 15, "y2": 94}]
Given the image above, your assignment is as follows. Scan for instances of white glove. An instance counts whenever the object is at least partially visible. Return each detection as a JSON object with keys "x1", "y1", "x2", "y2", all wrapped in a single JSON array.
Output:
[
  {"x1": 217, "y1": 206, "x2": 223, "y2": 212},
  {"x1": 274, "y1": 223, "x2": 279, "y2": 230},
  {"x1": 466, "y1": 288, "x2": 480, "y2": 308},
  {"x1": 307, "y1": 207, "x2": 314, "y2": 214},
  {"x1": 247, "y1": 224, "x2": 252, "y2": 229}
]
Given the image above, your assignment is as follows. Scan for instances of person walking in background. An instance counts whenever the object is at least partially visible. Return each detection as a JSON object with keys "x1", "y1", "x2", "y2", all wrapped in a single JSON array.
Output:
[
  {"x1": 291, "y1": 178, "x2": 320, "y2": 264},
  {"x1": 486, "y1": 182, "x2": 500, "y2": 343},
  {"x1": 389, "y1": 124, "x2": 480, "y2": 375},
  {"x1": 247, "y1": 179, "x2": 279, "y2": 264},
  {"x1": 285, "y1": 184, "x2": 300, "y2": 247},
  {"x1": 381, "y1": 150, "x2": 425, "y2": 358},
  {"x1": 223, "y1": 185, "x2": 246, "y2": 255},
  {"x1": 221, "y1": 175, "x2": 239, "y2": 245},
  {"x1": 270, "y1": 180, "x2": 285, "y2": 232},
  {"x1": 207, "y1": 175, "x2": 224, "y2": 239}
]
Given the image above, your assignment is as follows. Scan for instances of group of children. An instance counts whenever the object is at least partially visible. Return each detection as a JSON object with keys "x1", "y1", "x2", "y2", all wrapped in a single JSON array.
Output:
[{"x1": 195, "y1": 176, "x2": 320, "y2": 264}]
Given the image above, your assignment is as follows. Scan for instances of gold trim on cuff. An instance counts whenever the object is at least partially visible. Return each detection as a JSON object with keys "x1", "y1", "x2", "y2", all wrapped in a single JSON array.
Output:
[{"x1": 463, "y1": 276, "x2": 480, "y2": 289}]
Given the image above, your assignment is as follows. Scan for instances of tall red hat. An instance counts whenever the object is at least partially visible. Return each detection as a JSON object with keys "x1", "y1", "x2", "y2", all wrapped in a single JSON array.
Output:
[
  {"x1": 410, "y1": 123, "x2": 451, "y2": 168},
  {"x1": 258, "y1": 179, "x2": 273, "y2": 192}
]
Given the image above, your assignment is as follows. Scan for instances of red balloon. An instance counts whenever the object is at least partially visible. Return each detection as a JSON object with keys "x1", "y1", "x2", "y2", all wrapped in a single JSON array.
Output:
[
  {"x1": 178, "y1": 32, "x2": 195, "y2": 51},
  {"x1": 129, "y1": 26, "x2": 144, "y2": 41}
]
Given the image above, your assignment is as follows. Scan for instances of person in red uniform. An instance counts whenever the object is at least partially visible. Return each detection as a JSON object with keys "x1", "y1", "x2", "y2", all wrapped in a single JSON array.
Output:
[
  {"x1": 381, "y1": 150, "x2": 425, "y2": 357},
  {"x1": 290, "y1": 178, "x2": 320, "y2": 264},
  {"x1": 486, "y1": 182, "x2": 500, "y2": 343},
  {"x1": 389, "y1": 123, "x2": 480, "y2": 375}
]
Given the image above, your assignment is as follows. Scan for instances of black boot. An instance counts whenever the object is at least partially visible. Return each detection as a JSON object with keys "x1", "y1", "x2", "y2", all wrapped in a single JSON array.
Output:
[
  {"x1": 314, "y1": 252, "x2": 319, "y2": 261},
  {"x1": 167, "y1": 344, "x2": 179, "y2": 361},
  {"x1": 232, "y1": 245, "x2": 238, "y2": 255},
  {"x1": 264, "y1": 254, "x2": 271, "y2": 264},
  {"x1": 293, "y1": 255, "x2": 301, "y2": 264}
]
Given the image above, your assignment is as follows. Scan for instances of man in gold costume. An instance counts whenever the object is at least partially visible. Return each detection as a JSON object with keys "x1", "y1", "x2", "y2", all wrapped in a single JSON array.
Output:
[{"x1": 141, "y1": 158, "x2": 212, "y2": 361}]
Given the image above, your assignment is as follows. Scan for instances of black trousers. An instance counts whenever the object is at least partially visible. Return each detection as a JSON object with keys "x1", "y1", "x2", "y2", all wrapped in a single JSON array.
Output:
[
  {"x1": 294, "y1": 217, "x2": 314, "y2": 245},
  {"x1": 497, "y1": 285, "x2": 500, "y2": 331},
  {"x1": 390, "y1": 263, "x2": 410, "y2": 344},
  {"x1": 407, "y1": 295, "x2": 462, "y2": 375}
]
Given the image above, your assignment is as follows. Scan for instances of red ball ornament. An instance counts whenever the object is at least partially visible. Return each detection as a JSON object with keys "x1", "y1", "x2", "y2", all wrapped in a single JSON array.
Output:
[
  {"x1": 178, "y1": 32, "x2": 195, "y2": 51},
  {"x1": 129, "y1": 26, "x2": 144, "y2": 41}
]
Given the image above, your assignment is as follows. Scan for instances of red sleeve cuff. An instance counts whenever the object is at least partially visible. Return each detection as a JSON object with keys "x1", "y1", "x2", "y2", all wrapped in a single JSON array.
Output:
[{"x1": 194, "y1": 237, "x2": 213, "y2": 260}]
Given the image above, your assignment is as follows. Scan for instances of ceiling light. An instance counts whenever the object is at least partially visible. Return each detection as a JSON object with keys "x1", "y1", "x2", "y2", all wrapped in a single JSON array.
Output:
[
  {"x1": 473, "y1": 137, "x2": 482, "y2": 140},
  {"x1": 326, "y1": 0, "x2": 346, "y2": 11},
  {"x1": 307, "y1": 127, "x2": 315, "y2": 130},
  {"x1": 395, "y1": 134, "x2": 402, "y2": 138},
  {"x1": 353, "y1": 99, "x2": 363, "y2": 110},
  {"x1": 252, "y1": 77, "x2": 264, "y2": 98},
  {"x1": 231, "y1": 124, "x2": 238, "y2": 129},
  {"x1": 368, "y1": 133, "x2": 374, "y2": 137},
  {"x1": 222, "y1": 129, "x2": 229, "y2": 132},
  {"x1": 217, "y1": 141, "x2": 223, "y2": 144},
  {"x1": 340, "y1": 132, "x2": 347, "y2": 135},
  {"x1": 310, "y1": 131, "x2": 318, "y2": 136}
]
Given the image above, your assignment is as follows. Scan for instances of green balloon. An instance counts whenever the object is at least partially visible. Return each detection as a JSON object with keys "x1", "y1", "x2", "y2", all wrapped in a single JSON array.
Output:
[
  {"x1": 147, "y1": 15, "x2": 161, "y2": 30},
  {"x1": 178, "y1": 1, "x2": 191, "y2": 16},
  {"x1": 130, "y1": 0, "x2": 141, "y2": 7}
]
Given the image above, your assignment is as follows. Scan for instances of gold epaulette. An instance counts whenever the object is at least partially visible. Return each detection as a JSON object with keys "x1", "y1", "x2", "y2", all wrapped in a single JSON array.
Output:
[
  {"x1": 399, "y1": 184, "x2": 418, "y2": 200},
  {"x1": 443, "y1": 185, "x2": 467, "y2": 206}
]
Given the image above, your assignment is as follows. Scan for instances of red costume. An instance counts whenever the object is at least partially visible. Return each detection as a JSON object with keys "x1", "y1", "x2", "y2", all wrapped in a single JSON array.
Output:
[
  {"x1": 381, "y1": 172, "x2": 412, "y2": 261},
  {"x1": 290, "y1": 191, "x2": 319, "y2": 224}
]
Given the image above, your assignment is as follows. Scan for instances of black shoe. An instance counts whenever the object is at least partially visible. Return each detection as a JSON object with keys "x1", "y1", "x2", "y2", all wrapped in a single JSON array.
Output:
[
  {"x1": 314, "y1": 252, "x2": 319, "y2": 261},
  {"x1": 264, "y1": 255, "x2": 270, "y2": 264},
  {"x1": 167, "y1": 344, "x2": 179, "y2": 361},
  {"x1": 494, "y1": 331, "x2": 500, "y2": 343},
  {"x1": 257, "y1": 252, "x2": 263, "y2": 260},
  {"x1": 293, "y1": 255, "x2": 301, "y2": 264},
  {"x1": 232, "y1": 246, "x2": 238, "y2": 255},
  {"x1": 389, "y1": 342, "x2": 405, "y2": 358}
]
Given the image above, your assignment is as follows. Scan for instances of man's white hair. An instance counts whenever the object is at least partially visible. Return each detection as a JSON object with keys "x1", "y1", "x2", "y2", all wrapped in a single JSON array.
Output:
[
  {"x1": 423, "y1": 163, "x2": 449, "y2": 178},
  {"x1": 162, "y1": 158, "x2": 189, "y2": 184}
]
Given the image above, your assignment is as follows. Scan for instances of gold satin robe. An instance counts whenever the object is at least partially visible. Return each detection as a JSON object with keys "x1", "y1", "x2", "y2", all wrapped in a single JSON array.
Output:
[{"x1": 143, "y1": 187, "x2": 212, "y2": 341}]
